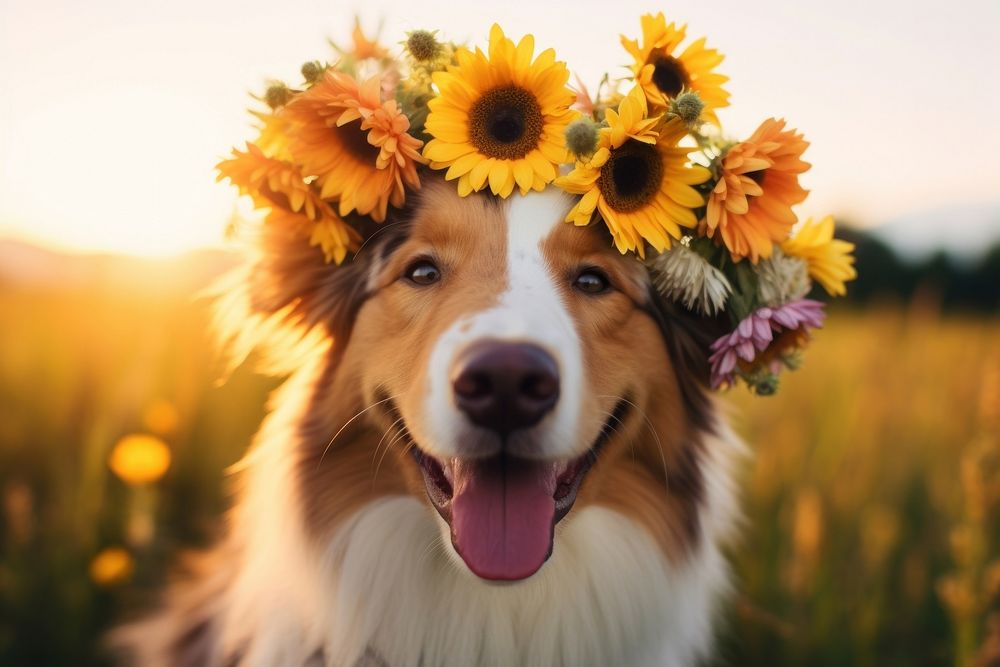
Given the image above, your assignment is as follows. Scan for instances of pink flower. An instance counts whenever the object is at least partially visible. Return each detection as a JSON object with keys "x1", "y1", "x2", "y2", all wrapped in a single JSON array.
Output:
[{"x1": 709, "y1": 299, "x2": 826, "y2": 388}]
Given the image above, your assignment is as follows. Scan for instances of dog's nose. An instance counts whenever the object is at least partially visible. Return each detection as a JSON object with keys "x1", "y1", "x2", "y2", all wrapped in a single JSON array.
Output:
[{"x1": 452, "y1": 342, "x2": 560, "y2": 436}]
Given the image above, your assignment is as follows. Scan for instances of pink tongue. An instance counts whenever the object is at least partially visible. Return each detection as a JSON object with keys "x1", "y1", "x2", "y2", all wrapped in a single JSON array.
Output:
[{"x1": 450, "y1": 457, "x2": 558, "y2": 581}]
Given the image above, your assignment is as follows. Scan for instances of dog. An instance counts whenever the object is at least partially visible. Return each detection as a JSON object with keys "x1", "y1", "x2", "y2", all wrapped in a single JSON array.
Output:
[{"x1": 114, "y1": 177, "x2": 741, "y2": 667}]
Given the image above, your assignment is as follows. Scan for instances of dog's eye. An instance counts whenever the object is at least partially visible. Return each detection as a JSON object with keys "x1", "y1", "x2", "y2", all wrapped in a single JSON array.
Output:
[
  {"x1": 404, "y1": 259, "x2": 441, "y2": 286},
  {"x1": 573, "y1": 268, "x2": 610, "y2": 294}
]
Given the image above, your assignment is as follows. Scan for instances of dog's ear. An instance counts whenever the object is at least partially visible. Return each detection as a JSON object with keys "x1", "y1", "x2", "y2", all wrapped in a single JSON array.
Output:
[
  {"x1": 210, "y1": 213, "x2": 404, "y2": 376},
  {"x1": 643, "y1": 287, "x2": 729, "y2": 432}
]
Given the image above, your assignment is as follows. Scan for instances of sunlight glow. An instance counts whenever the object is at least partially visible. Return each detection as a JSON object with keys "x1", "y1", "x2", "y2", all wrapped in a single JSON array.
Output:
[
  {"x1": 1, "y1": 0, "x2": 998, "y2": 257},
  {"x1": 0, "y1": 87, "x2": 233, "y2": 257}
]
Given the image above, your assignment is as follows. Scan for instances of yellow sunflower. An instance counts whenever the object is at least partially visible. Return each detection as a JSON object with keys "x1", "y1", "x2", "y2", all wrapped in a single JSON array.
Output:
[
  {"x1": 705, "y1": 118, "x2": 810, "y2": 263},
  {"x1": 422, "y1": 24, "x2": 577, "y2": 198},
  {"x1": 782, "y1": 216, "x2": 856, "y2": 296},
  {"x1": 216, "y1": 143, "x2": 361, "y2": 264},
  {"x1": 282, "y1": 71, "x2": 424, "y2": 222},
  {"x1": 250, "y1": 110, "x2": 293, "y2": 161},
  {"x1": 622, "y1": 12, "x2": 730, "y2": 124},
  {"x1": 555, "y1": 86, "x2": 710, "y2": 256}
]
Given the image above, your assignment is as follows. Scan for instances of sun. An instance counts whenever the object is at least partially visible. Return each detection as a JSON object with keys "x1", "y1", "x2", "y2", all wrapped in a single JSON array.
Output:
[{"x1": 0, "y1": 86, "x2": 237, "y2": 257}]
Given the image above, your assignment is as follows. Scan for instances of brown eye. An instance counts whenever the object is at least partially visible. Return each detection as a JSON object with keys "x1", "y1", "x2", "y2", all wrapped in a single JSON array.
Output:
[
  {"x1": 404, "y1": 259, "x2": 441, "y2": 286},
  {"x1": 573, "y1": 268, "x2": 610, "y2": 294}
]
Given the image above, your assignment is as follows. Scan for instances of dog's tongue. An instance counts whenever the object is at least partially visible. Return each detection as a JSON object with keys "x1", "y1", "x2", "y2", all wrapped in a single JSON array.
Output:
[{"x1": 450, "y1": 457, "x2": 557, "y2": 581}]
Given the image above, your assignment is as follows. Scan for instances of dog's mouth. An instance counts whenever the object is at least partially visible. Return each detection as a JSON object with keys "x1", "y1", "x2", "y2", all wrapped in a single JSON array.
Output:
[{"x1": 392, "y1": 399, "x2": 629, "y2": 582}]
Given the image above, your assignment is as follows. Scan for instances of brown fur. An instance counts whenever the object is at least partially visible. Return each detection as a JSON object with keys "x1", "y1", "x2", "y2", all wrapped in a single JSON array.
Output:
[
  {"x1": 538, "y1": 215, "x2": 711, "y2": 559},
  {"x1": 112, "y1": 177, "x2": 720, "y2": 666}
]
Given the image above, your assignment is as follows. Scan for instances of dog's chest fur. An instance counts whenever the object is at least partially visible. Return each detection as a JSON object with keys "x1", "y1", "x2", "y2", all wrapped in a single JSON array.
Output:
[
  {"x1": 322, "y1": 500, "x2": 729, "y2": 667},
  {"x1": 203, "y1": 368, "x2": 739, "y2": 667}
]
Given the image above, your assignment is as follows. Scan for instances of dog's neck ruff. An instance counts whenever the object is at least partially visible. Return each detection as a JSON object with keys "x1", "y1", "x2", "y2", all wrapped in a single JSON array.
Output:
[
  {"x1": 208, "y1": 361, "x2": 740, "y2": 667},
  {"x1": 323, "y1": 500, "x2": 728, "y2": 667}
]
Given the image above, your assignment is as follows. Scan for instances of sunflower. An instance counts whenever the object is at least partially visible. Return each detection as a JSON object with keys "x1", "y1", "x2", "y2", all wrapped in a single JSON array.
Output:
[
  {"x1": 782, "y1": 216, "x2": 857, "y2": 296},
  {"x1": 250, "y1": 110, "x2": 293, "y2": 161},
  {"x1": 621, "y1": 12, "x2": 729, "y2": 124},
  {"x1": 705, "y1": 118, "x2": 810, "y2": 263},
  {"x1": 422, "y1": 24, "x2": 577, "y2": 198},
  {"x1": 216, "y1": 143, "x2": 361, "y2": 264},
  {"x1": 555, "y1": 86, "x2": 709, "y2": 257}
]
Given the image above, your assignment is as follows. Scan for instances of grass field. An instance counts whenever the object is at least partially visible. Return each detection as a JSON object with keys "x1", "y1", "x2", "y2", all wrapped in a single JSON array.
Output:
[{"x1": 0, "y1": 281, "x2": 997, "y2": 666}]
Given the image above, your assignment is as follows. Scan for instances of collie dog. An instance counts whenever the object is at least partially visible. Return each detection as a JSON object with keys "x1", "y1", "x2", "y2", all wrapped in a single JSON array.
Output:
[{"x1": 116, "y1": 178, "x2": 741, "y2": 667}]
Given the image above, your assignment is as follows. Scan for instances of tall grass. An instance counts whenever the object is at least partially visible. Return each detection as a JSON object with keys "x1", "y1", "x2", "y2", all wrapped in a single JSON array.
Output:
[
  {"x1": 0, "y1": 284, "x2": 996, "y2": 666},
  {"x1": 722, "y1": 304, "x2": 1000, "y2": 667}
]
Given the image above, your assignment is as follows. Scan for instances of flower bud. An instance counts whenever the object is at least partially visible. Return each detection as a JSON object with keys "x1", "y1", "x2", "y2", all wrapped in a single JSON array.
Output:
[
  {"x1": 753, "y1": 373, "x2": 779, "y2": 396},
  {"x1": 301, "y1": 60, "x2": 324, "y2": 84},
  {"x1": 565, "y1": 118, "x2": 599, "y2": 158},
  {"x1": 264, "y1": 82, "x2": 291, "y2": 109},
  {"x1": 405, "y1": 30, "x2": 441, "y2": 62},
  {"x1": 672, "y1": 91, "x2": 705, "y2": 125}
]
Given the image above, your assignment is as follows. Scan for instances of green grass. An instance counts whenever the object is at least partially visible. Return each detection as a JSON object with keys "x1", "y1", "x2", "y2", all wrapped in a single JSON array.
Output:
[{"x1": 0, "y1": 284, "x2": 997, "y2": 666}]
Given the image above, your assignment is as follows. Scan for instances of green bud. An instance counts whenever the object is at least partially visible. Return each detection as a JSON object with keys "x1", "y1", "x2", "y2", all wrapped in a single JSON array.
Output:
[
  {"x1": 264, "y1": 82, "x2": 291, "y2": 109},
  {"x1": 688, "y1": 236, "x2": 718, "y2": 261},
  {"x1": 782, "y1": 350, "x2": 804, "y2": 370},
  {"x1": 565, "y1": 118, "x2": 599, "y2": 158},
  {"x1": 753, "y1": 373, "x2": 779, "y2": 396},
  {"x1": 672, "y1": 91, "x2": 705, "y2": 125},
  {"x1": 406, "y1": 30, "x2": 441, "y2": 62},
  {"x1": 301, "y1": 61, "x2": 324, "y2": 84}
]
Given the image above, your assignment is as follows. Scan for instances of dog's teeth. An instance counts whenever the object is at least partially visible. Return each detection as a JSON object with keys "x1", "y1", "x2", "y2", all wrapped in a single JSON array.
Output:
[{"x1": 443, "y1": 459, "x2": 455, "y2": 484}]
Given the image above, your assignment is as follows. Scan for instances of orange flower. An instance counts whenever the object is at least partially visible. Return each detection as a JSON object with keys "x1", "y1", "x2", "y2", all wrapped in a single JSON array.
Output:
[
  {"x1": 283, "y1": 71, "x2": 425, "y2": 222},
  {"x1": 348, "y1": 17, "x2": 389, "y2": 61},
  {"x1": 250, "y1": 110, "x2": 293, "y2": 161},
  {"x1": 216, "y1": 143, "x2": 361, "y2": 263},
  {"x1": 705, "y1": 118, "x2": 810, "y2": 262},
  {"x1": 218, "y1": 143, "x2": 314, "y2": 214}
]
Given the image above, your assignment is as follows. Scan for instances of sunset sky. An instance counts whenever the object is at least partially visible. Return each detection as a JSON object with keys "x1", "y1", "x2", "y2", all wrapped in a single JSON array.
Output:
[{"x1": 1, "y1": 0, "x2": 998, "y2": 257}]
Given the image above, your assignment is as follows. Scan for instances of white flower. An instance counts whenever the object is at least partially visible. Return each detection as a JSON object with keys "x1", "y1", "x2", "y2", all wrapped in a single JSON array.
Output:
[
  {"x1": 647, "y1": 241, "x2": 731, "y2": 315},
  {"x1": 756, "y1": 248, "x2": 811, "y2": 306}
]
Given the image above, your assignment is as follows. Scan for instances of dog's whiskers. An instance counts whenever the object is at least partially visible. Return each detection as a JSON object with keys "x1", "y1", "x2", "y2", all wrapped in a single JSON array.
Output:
[
  {"x1": 601, "y1": 405, "x2": 638, "y2": 466},
  {"x1": 318, "y1": 395, "x2": 399, "y2": 469},
  {"x1": 372, "y1": 424, "x2": 411, "y2": 484},
  {"x1": 371, "y1": 416, "x2": 406, "y2": 467},
  {"x1": 597, "y1": 394, "x2": 669, "y2": 490},
  {"x1": 414, "y1": 530, "x2": 448, "y2": 573},
  {"x1": 351, "y1": 219, "x2": 408, "y2": 260}
]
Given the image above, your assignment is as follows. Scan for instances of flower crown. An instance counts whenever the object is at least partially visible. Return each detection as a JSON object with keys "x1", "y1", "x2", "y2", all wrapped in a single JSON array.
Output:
[{"x1": 217, "y1": 15, "x2": 857, "y2": 395}]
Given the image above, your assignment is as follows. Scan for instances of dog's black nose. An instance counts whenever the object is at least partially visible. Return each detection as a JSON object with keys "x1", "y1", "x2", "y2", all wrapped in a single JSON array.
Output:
[{"x1": 452, "y1": 342, "x2": 560, "y2": 436}]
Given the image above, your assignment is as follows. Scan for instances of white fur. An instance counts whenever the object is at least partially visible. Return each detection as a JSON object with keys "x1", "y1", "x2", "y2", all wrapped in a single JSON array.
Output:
[
  {"x1": 319, "y1": 501, "x2": 730, "y2": 667},
  {"x1": 421, "y1": 189, "x2": 585, "y2": 461},
  {"x1": 210, "y1": 385, "x2": 740, "y2": 666},
  {"x1": 213, "y1": 364, "x2": 329, "y2": 667}
]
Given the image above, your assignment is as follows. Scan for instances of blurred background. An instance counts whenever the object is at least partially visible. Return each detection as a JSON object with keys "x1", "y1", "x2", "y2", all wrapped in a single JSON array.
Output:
[{"x1": 1, "y1": 0, "x2": 998, "y2": 665}]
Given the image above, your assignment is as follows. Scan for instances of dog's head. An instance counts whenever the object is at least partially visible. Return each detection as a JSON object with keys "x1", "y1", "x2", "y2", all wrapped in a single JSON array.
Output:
[{"x1": 224, "y1": 176, "x2": 720, "y2": 582}]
